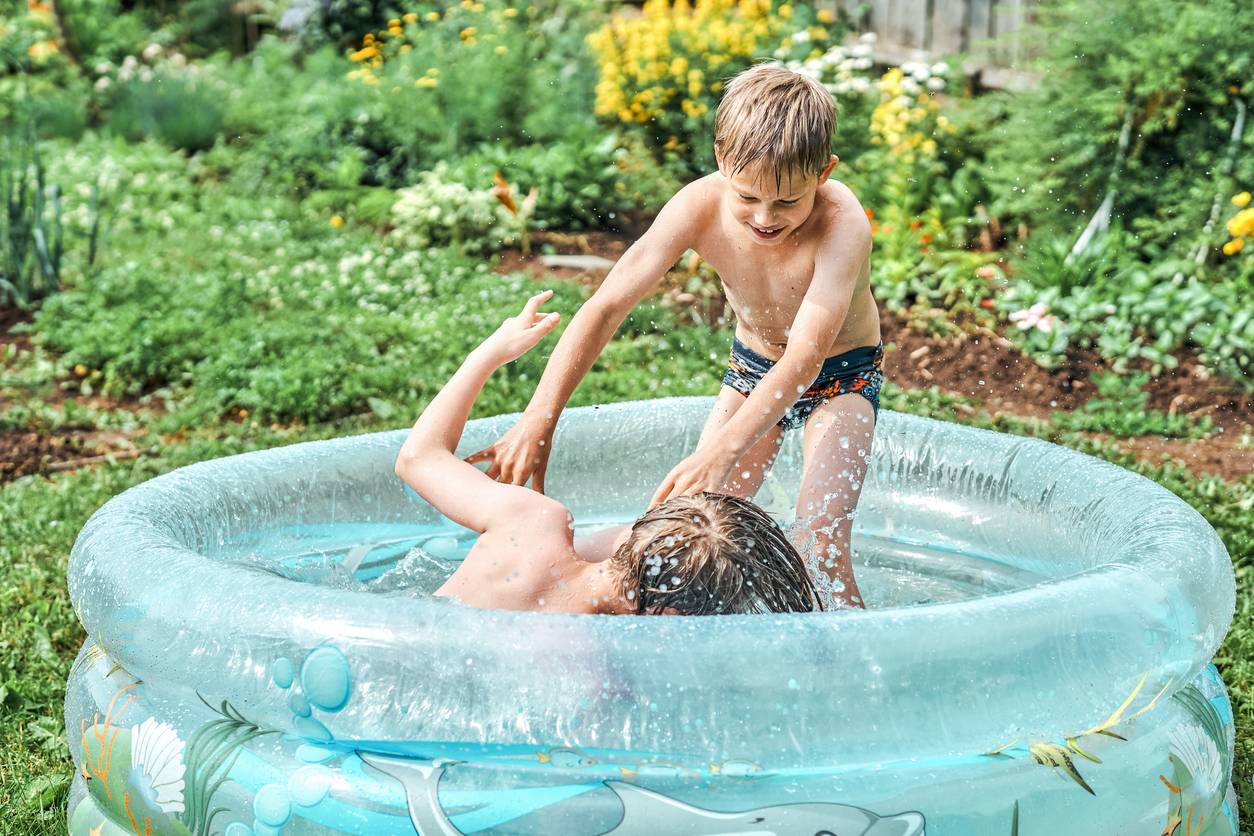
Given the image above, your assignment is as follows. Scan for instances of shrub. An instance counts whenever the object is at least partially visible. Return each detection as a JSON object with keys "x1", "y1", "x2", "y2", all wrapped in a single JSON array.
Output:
[
  {"x1": 95, "y1": 46, "x2": 227, "y2": 152},
  {"x1": 388, "y1": 163, "x2": 514, "y2": 254},
  {"x1": 586, "y1": 0, "x2": 846, "y2": 175}
]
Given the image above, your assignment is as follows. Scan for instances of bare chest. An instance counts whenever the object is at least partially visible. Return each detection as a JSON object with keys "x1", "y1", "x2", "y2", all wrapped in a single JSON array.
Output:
[{"x1": 694, "y1": 230, "x2": 820, "y2": 346}]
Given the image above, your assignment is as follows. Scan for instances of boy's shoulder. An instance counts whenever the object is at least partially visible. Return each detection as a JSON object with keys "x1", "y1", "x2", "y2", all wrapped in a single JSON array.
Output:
[{"x1": 811, "y1": 178, "x2": 873, "y2": 247}]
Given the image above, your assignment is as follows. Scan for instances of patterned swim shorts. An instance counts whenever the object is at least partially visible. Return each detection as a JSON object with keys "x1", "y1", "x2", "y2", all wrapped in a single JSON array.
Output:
[{"x1": 722, "y1": 338, "x2": 885, "y2": 431}]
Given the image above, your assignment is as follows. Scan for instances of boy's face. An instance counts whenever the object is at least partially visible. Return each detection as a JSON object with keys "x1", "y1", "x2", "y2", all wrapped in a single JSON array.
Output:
[{"x1": 718, "y1": 154, "x2": 839, "y2": 246}]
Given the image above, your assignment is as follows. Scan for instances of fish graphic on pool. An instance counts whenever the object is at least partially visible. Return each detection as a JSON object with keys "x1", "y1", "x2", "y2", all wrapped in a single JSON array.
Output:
[{"x1": 360, "y1": 754, "x2": 927, "y2": 835}]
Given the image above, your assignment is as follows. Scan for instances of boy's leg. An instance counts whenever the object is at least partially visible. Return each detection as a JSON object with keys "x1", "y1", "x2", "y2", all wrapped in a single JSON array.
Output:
[
  {"x1": 798, "y1": 392, "x2": 876, "y2": 609},
  {"x1": 698, "y1": 386, "x2": 784, "y2": 498}
]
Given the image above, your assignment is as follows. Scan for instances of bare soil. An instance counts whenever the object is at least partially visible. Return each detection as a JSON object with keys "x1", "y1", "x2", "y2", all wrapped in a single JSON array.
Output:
[{"x1": 0, "y1": 307, "x2": 150, "y2": 481}]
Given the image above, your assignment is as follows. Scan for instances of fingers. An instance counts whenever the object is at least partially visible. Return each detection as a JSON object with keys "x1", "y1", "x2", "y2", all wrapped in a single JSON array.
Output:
[
  {"x1": 532, "y1": 311, "x2": 561, "y2": 332},
  {"x1": 464, "y1": 447, "x2": 493, "y2": 465},
  {"x1": 533, "y1": 450, "x2": 550, "y2": 495},
  {"x1": 648, "y1": 477, "x2": 675, "y2": 510},
  {"x1": 522, "y1": 289, "x2": 554, "y2": 319}
]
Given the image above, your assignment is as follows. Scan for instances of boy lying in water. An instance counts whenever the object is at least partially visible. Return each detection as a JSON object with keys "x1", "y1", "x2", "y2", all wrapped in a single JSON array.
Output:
[{"x1": 394, "y1": 290, "x2": 821, "y2": 615}]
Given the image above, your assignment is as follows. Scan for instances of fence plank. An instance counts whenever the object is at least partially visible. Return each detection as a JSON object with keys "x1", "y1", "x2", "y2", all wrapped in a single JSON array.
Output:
[{"x1": 930, "y1": 0, "x2": 969, "y2": 54}]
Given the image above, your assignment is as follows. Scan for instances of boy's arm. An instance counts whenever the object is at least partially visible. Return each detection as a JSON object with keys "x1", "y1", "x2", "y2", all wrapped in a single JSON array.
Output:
[
  {"x1": 395, "y1": 291, "x2": 568, "y2": 534},
  {"x1": 466, "y1": 180, "x2": 708, "y2": 493},
  {"x1": 650, "y1": 208, "x2": 872, "y2": 507}
]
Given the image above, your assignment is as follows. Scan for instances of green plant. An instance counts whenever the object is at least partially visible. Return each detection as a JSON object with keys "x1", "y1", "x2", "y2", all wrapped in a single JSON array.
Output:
[
  {"x1": 97, "y1": 49, "x2": 227, "y2": 152},
  {"x1": 388, "y1": 163, "x2": 514, "y2": 254},
  {"x1": 0, "y1": 115, "x2": 102, "y2": 309},
  {"x1": 1048, "y1": 372, "x2": 1214, "y2": 439},
  {"x1": 975, "y1": 0, "x2": 1254, "y2": 272}
]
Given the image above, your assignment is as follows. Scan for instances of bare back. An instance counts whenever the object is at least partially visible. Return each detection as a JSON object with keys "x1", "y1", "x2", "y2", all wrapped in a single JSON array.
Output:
[{"x1": 688, "y1": 174, "x2": 880, "y2": 360}]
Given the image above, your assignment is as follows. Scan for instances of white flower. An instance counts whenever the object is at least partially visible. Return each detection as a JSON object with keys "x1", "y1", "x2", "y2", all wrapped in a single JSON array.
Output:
[
  {"x1": 791, "y1": 29, "x2": 811, "y2": 43},
  {"x1": 1169, "y1": 723, "x2": 1222, "y2": 799},
  {"x1": 94, "y1": 77, "x2": 112, "y2": 92},
  {"x1": 142, "y1": 43, "x2": 163, "y2": 61},
  {"x1": 931, "y1": 62, "x2": 949, "y2": 75},
  {"x1": 859, "y1": 31, "x2": 878, "y2": 44},
  {"x1": 94, "y1": 61, "x2": 113, "y2": 75},
  {"x1": 927, "y1": 77, "x2": 946, "y2": 91},
  {"x1": 138, "y1": 67, "x2": 154, "y2": 83},
  {"x1": 122, "y1": 55, "x2": 138, "y2": 70},
  {"x1": 130, "y1": 718, "x2": 186, "y2": 814}
]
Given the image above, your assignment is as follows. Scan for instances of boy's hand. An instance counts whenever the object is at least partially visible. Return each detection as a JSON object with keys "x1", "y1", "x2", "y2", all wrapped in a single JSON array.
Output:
[
  {"x1": 649, "y1": 446, "x2": 737, "y2": 509},
  {"x1": 478, "y1": 290, "x2": 561, "y2": 365},
  {"x1": 465, "y1": 417, "x2": 554, "y2": 494}
]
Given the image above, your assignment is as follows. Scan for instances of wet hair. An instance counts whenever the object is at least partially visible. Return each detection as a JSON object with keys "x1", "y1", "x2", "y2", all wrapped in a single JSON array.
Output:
[
  {"x1": 714, "y1": 63, "x2": 837, "y2": 191},
  {"x1": 610, "y1": 492, "x2": 822, "y2": 615}
]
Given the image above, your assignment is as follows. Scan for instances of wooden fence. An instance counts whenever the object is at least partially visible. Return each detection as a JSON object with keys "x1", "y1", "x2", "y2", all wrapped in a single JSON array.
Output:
[{"x1": 819, "y1": 0, "x2": 1042, "y2": 85}]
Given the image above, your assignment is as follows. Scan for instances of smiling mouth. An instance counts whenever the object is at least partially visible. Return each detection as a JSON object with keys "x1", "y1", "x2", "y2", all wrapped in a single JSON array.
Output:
[{"x1": 749, "y1": 224, "x2": 784, "y2": 239}]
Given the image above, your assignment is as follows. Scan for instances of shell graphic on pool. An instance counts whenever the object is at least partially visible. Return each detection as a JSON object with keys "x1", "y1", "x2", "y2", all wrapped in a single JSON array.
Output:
[{"x1": 360, "y1": 754, "x2": 927, "y2": 835}]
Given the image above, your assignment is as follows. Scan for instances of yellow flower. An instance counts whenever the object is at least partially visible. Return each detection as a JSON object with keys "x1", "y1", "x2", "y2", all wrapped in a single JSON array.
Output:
[
  {"x1": 495, "y1": 45, "x2": 508, "y2": 54},
  {"x1": 349, "y1": 45, "x2": 379, "y2": 61},
  {"x1": 1222, "y1": 239, "x2": 1245, "y2": 256},
  {"x1": 400, "y1": 43, "x2": 412, "y2": 52},
  {"x1": 503, "y1": 6, "x2": 518, "y2": 16},
  {"x1": 363, "y1": 32, "x2": 375, "y2": 44},
  {"x1": 426, "y1": 67, "x2": 440, "y2": 76},
  {"x1": 460, "y1": 26, "x2": 477, "y2": 40},
  {"x1": 1233, "y1": 191, "x2": 1251, "y2": 208},
  {"x1": 402, "y1": 12, "x2": 417, "y2": 23},
  {"x1": 424, "y1": 10, "x2": 439, "y2": 20},
  {"x1": 27, "y1": 39, "x2": 58, "y2": 61},
  {"x1": 817, "y1": 8, "x2": 834, "y2": 22},
  {"x1": 330, "y1": 215, "x2": 345, "y2": 228},
  {"x1": 777, "y1": 3, "x2": 791, "y2": 17},
  {"x1": 415, "y1": 77, "x2": 438, "y2": 87},
  {"x1": 387, "y1": 17, "x2": 400, "y2": 26},
  {"x1": 1228, "y1": 209, "x2": 1254, "y2": 238}
]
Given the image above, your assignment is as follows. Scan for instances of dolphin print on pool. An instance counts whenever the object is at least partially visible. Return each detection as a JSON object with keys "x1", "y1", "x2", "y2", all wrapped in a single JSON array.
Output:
[{"x1": 359, "y1": 754, "x2": 927, "y2": 836}]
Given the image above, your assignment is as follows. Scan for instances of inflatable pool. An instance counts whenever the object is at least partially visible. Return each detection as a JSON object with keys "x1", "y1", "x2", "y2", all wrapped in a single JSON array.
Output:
[{"x1": 65, "y1": 397, "x2": 1238, "y2": 835}]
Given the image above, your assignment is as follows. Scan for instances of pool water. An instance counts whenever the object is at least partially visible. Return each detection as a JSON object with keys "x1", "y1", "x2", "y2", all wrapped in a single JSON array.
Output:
[{"x1": 219, "y1": 519, "x2": 1047, "y2": 608}]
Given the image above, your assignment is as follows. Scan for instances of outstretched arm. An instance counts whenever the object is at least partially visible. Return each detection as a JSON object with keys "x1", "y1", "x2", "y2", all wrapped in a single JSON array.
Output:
[
  {"x1": 395, "y1": 291, "x2": 567, "y2": 533},
  {"x1": 466, "y1": 180, "x2": 709, "y2": 493}
]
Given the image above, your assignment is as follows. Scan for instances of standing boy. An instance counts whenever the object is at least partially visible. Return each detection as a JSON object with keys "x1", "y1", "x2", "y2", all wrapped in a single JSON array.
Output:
[{"x1": 471, "y1": 65, "x2": 882, "y2": 609}]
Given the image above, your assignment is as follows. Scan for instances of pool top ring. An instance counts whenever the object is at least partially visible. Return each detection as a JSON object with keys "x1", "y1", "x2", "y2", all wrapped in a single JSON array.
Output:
[{"x1": 67, "y1": 397, "x2": 1235, "y2": 769}]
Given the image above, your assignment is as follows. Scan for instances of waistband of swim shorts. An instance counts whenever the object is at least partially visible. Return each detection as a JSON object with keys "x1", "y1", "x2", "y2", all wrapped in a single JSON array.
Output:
[{"x1": 731, "y1": 338, "x2": 883, "y2": 377}]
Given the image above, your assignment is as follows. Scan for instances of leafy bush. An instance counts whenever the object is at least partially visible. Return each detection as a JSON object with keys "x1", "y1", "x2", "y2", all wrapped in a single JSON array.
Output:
[
  {"x1": 974, "y1": 0, "x2": 1254, "y2": 269},
  {"x1": 998, "y1": 226, "x2": 1254, "y2": 383},
  {"x1": 388, "y1": 163, "x2": 513, "y2": 254},
  {"x1": 586, "y1": 0, "x2": 845, "y2": 175},
  {"x1": 439, "y1": 129, "x2": 681, "y2": 230},
  {"x1": 338, "y1": 1, "x2": 608, "y2": 176},
  {"x1": 95, "y1": 47, "x2": 227, "y2": 152}
]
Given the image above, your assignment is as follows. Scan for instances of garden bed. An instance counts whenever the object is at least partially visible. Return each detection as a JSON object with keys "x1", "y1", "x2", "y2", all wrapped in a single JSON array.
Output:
[{"x1": 490, "y1": 233, "x2": 1254, "y2": 483}]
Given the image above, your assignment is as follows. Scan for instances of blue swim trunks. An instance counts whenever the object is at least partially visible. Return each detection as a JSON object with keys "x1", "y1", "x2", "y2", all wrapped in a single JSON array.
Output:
[{"x1": 722, "y1": 338, "x2": 885, "y2": 431}]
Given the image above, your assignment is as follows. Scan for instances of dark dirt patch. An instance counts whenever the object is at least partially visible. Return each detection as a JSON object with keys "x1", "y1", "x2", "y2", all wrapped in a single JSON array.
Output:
[
  {"x1": 0, "y1": 429, "x2": 142, "y2": 481},
  {"x1": 1, "y1": 308, "x2": 152, "y2": 482},
  {"x1": 492, "y1": 233, "x2": 1254, "y2": 482}
]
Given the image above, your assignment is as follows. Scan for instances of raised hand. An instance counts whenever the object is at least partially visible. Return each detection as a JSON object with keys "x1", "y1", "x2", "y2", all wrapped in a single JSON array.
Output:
[{"x1": 478, "y1": 289, "x2": 561, "y2": 365}]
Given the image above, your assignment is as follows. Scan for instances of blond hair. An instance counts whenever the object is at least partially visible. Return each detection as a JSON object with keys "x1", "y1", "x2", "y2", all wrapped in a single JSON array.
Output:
[
  {"x1": 713, "y1": 63, "x2": 837, "y2": 189},
  {"x1": 610, "y1": 492, "x2": 822, "y2": 615}
]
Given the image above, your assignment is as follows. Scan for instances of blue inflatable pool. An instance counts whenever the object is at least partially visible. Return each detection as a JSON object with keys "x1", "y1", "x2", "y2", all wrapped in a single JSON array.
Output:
[{"x1": 65, "y1": 398, "x2": 1239, "y2": 835}]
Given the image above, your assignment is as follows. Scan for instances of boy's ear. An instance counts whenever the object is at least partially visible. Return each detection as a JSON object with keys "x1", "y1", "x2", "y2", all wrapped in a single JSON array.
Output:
[
  {"x1": 820, "y1": 154, "x2": 839, "y2": 181},
  {"x1": 714, "y1": 145, "x2": 725, "y2": 174}
]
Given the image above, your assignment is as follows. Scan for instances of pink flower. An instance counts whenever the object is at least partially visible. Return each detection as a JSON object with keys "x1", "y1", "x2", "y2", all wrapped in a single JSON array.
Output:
[{"x1": 1008, "y1": 302, "x2": 1060, "y2": 333}]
